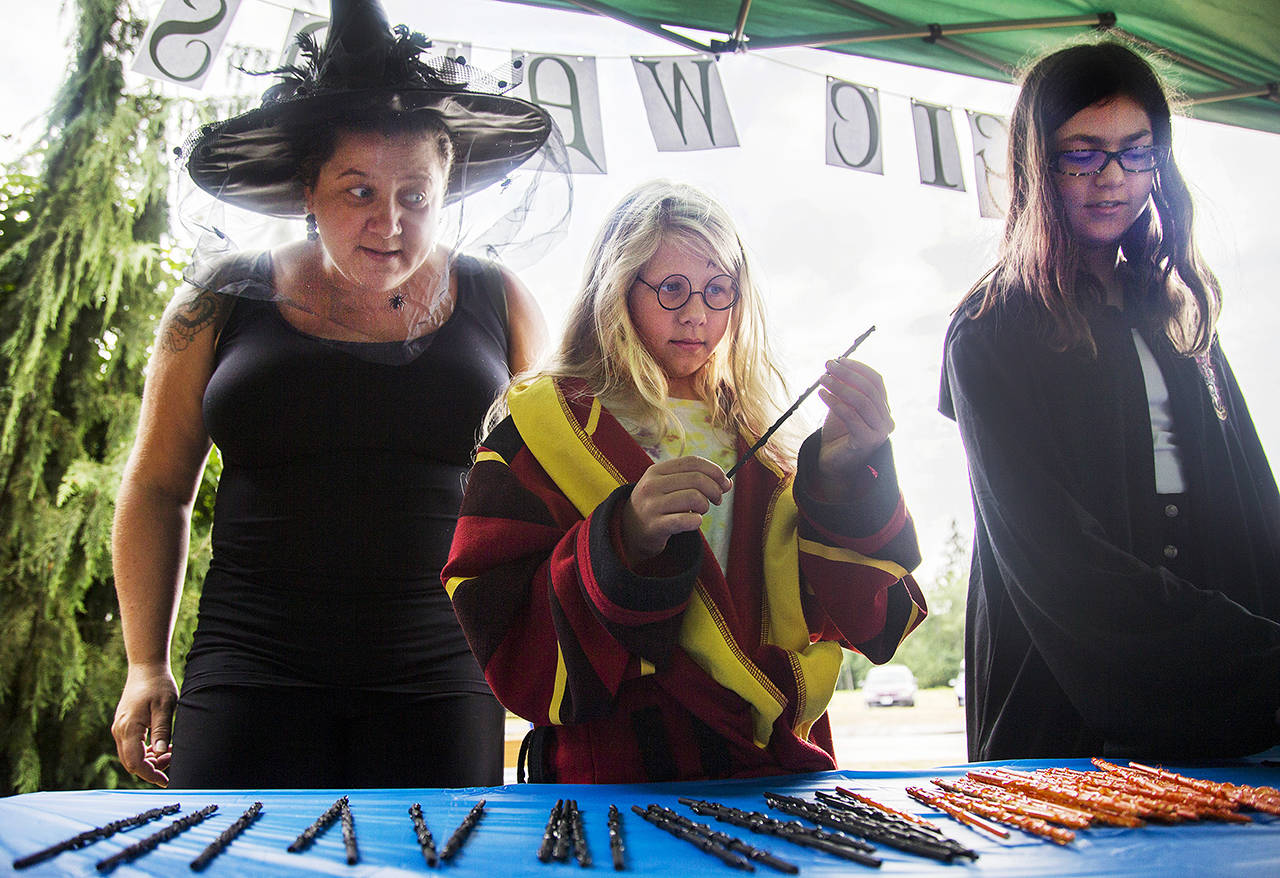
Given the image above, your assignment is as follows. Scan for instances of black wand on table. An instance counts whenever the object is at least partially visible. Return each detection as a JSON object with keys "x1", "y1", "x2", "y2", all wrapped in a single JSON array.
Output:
[
  {"x1": 95, "y1": 804, "x2": 219, "y2": 873},
  {"x1": 725, "y1": 324, "x2": 876, "y2": 479},
  {"x1": 569, "y1": 799, "x2": 592, "y2": 867},
  {"x1": 339, "y1": 798, "x2": 359, "y2": 865},
  {"x1": 12, "y1": 802, "x2": 180, "y2": 870},
  {"x1": 538, "y1": 799, "x2": 564, "y2": 862},
  {"x1": 607, "y1": 804, "x2": 626, "y2": 871},
  {"x1": 189, "y1": 801, "x2": 263, "y2": 871},
  {"x1": 287, "y1": 795, "x2": 347, "y2": 853},
  {"x1": 631, "y1": 804, "x2": 753, "y2": 871},
  {"x1": 440, "y1": 799, "x2": 486, "y2": 861},
  {"x1": 409, "y1": 803, "x2": 439, "y2": 867},
  {"x1": 818, "y1": 789, "x2": 977, "y2": 860}
]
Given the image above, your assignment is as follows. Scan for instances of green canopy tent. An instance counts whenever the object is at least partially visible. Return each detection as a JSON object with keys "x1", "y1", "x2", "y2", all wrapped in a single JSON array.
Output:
[{"x1": 500, "y1": 0, "x2": 1280, "y2": 134}]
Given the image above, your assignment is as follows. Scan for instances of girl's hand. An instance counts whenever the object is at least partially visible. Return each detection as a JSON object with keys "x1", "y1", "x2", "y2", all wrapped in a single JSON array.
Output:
[
  {"x1": 111, "y1": 663, "x2": 178, "y2": 788},
  {"x1": 621, "y1": 456, "x2": 731, "y2": 562},
  {"x1": 816, "y1": 358, "x2": 894, "y2": 497}
]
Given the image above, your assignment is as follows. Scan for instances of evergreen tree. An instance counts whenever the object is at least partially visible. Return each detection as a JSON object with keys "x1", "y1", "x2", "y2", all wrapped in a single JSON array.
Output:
[{"x1": 0, "y1": 0, "x2": 201, "y2": 794}]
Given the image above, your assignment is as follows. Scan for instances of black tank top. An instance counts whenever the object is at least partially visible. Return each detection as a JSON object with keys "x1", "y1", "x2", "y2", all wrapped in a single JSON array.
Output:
[{"x1": 182, "y1": 252, "x2": 507, "y2": 694}]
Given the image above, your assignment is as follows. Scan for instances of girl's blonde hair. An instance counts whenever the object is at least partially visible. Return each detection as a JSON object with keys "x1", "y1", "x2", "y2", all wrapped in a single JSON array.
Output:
[
  {"x1": 969, "y1": 37, "x2": 1221, "y2": 356},
  {"x1": 501, "y1": 179, "x2": 792, "y2": 468}
]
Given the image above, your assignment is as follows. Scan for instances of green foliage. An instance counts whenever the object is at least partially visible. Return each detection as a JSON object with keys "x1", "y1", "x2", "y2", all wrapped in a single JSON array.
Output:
[
  {"x1": 839, "y1": 520, "x2": 969, "y2": 690},
  {"x1": 0, "y1": 0, "x2": 212, "y2": 794}
]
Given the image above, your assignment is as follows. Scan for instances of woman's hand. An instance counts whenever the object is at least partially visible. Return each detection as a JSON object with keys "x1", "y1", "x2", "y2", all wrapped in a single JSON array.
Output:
[
  {"x1": 815, "y1": 358, "x2": 895, "y2": 498},
  {"x1": 621, "y1": 456, "x2": 731, "y2": 563},
  {"x1": 111, "y1": 663, "x2": 178, "y2": 787}
]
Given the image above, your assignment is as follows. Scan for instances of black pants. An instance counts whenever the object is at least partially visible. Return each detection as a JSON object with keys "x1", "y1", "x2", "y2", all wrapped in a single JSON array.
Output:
[{"x1": 167, "y1": 684, "x2": 505, "y2": 789}]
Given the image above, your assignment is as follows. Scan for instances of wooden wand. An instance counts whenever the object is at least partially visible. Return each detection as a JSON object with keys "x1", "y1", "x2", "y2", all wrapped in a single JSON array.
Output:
[{"x1": 725, "y1": 324, "x2": 876, "y2": 479}]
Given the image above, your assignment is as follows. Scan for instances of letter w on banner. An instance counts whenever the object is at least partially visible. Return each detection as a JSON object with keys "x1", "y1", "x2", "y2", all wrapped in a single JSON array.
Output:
[
  {"x1": 132, "y1": 0, "x2": 244, "y2": 90},
  {"x1": 631, "y1": 55, "x2": 739, "y2": 151}
]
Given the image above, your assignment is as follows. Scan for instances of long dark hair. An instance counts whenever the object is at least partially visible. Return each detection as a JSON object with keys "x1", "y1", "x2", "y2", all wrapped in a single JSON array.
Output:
[{"x1": 970, "y1": 39, "x2": 1220, "y2": 356}]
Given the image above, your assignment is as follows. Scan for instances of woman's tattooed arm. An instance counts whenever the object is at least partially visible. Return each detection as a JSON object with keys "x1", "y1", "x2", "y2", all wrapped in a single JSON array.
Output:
[{"x1": 159, "y1": 288, "x2": 233, "y2": 354}]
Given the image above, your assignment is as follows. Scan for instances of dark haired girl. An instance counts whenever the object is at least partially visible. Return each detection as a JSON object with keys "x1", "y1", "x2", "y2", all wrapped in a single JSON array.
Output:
[{"x1": 941, "y1": 40, "x2": 1280, "y2": 761}]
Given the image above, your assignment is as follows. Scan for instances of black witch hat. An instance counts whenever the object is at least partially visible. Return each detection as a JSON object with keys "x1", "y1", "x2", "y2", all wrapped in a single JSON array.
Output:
[{"x1": 184, "y1": 0, "x2": 553, "y2": 217}]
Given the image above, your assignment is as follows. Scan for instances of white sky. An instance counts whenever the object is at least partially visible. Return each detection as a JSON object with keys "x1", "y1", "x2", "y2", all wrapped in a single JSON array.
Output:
[{"x1": 4, "y1": 0, "x2": 1279, "y2": 581}]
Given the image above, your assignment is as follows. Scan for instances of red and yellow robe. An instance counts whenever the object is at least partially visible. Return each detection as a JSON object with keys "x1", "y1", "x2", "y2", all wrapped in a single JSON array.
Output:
[{"x1": 445, "y1": 377, "x2": 926, "y2": 782}]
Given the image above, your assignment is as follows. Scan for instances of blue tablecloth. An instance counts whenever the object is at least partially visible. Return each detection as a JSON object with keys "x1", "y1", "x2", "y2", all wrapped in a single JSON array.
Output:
[{"x1": 3, "y1": 758, "x2": 1278, "y2": 876}]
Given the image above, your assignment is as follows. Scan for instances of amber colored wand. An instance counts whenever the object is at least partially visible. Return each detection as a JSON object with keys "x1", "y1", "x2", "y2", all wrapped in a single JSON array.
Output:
[{"x1": 725, "y1": 324, "x2": 876, "y2": 479}]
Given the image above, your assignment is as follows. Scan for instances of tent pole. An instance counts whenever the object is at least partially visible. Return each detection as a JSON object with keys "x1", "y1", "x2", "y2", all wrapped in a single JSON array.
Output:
[
  {"x1": 818, "y1": 0, "x2": 1022, "y2": 74},
  {"x1": 727, "y1": 0, "x2": 754, "y2": 51},
  {"x1": 1187, "y1": 83, "x2": 1280, "y2": 105},
  {"x1": 1111, "y1": 27, "x2": 1273, "y2": 94},
  {"x1": 745, "y1": 14, "x2": 1111, "y2": 51}
]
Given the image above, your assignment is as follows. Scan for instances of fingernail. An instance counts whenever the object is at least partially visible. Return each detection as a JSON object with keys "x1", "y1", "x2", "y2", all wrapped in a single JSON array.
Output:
[{"x1": 153, "y1": 740, "x2": 168, "y2": 754}]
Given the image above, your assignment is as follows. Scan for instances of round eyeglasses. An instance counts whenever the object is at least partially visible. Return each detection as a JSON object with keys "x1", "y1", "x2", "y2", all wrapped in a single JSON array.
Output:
[
  {"x1": 634, "y1": 273, "x2": 740, "y2": 311},
  {"x1": 1052, "y1": 145, "x2": 1167, "y2": 176}
]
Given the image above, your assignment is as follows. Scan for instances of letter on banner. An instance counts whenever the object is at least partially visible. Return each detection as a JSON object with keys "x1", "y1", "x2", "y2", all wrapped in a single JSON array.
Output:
[
  {"x1": 631, "y1": 55, "x2": 739, "y2": 151},
  {"x1": 515, "y1": 52, "x2": 607, "y2": 173},
  {"x1": 911, "y1": 99, "x2": 965, "y2": 191},
  {"x1": 279, "y1": 9, "x2": 328, "y2": 68},
  {"x1": 967, "y1": 110, "x2": 1010, "y2": 218},
  {"x1": 132, "y1": 0, "x2": 244, "y2": 90},
  {"x1": 826, "y1": 77, "x2": 882, "y2": 174}
]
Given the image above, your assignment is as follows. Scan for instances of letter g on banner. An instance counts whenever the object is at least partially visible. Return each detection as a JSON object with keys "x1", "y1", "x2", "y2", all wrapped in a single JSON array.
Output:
[
  {"x1": 826, "y1": 78, "x2": 883, "y2": 174},
  {"x1": 132, "y1": 0, "x2": 243, "y2": 90}
]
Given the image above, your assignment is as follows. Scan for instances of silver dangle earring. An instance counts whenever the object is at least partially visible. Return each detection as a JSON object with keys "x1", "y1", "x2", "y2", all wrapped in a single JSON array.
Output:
[{"x1": 305, "y1": 213, "x2": 318, "y2": 241}]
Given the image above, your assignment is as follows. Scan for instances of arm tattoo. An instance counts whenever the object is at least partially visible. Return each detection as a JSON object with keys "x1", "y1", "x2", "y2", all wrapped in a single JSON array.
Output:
[{"x1": 160, "y1": 288, "x2": 230, "y2": 353}]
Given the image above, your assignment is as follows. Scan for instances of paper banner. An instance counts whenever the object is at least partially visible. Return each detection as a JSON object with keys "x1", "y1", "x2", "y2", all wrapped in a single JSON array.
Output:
[
  {"x1": 911, "y1": 99, "x2": 965, "y2": 191},
  {"x1": 967, "y1": 110, "x2": 1010, "y2": 218},
  {"x1": 278, "y1": 9, "x2": 327, "y2": 69},
  {"x1": 631, "y1": 55, "x2": 739, "y2": 151},
  {"x1": 515, "y1": 52, "x2": 608, "y2": 174},
  {"x1": 826, "y1": 77, "x2": 883, "y2": 174},
  {"x1": 132, "y1": 0, "x2": 244, "y2": 90}
]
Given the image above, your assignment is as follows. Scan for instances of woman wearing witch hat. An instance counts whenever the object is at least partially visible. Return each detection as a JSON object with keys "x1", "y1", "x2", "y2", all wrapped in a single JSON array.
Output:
[{"x1": 110, "y1": 0, "x2": 566, "y2": 788}]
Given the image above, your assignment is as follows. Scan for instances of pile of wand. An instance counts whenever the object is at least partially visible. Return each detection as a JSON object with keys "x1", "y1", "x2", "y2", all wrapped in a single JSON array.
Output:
[
  {"x1": 678, "y1": 797, "x2": 880, "y2": 867},
  {"x1": 647, "y1": 804, "x2": 796, "y2": 873},
  {"x1": 631, "y1": 804, "x2": 751, "y2": 871}
]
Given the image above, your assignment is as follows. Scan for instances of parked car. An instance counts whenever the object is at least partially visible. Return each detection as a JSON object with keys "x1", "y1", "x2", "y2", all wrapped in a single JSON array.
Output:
[
  {"x1": 861, "y1": 664, "x2": 917, "y2": 707},
  {"x1": 950, "y1": 660, "x2": 966, "y2": 707}
]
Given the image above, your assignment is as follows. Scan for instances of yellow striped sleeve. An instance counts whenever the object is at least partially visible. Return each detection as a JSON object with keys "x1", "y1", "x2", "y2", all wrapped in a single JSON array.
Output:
[
  {"x1": 474, "y1": 449, "x2": 508, "y2": 466},
  {"x1": 797, "y1": 537, "x2": 910, "y2": 581}
]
